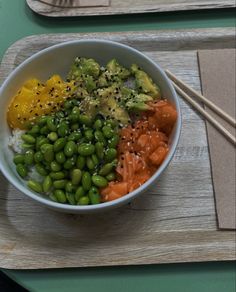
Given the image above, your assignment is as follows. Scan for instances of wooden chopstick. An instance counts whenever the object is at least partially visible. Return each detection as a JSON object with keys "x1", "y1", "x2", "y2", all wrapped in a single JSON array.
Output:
[
  {"x1": 166, "y1": 70, "x2": 236, "y2": 128},
  {"x1": 165, "y1": 71, "x2": 236, "y2": 146}
]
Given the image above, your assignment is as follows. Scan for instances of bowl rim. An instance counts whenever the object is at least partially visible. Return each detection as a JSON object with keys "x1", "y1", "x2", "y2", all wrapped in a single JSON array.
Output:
[{"x1": 0, "y1": 39, "x2": 181, "y2": 211}]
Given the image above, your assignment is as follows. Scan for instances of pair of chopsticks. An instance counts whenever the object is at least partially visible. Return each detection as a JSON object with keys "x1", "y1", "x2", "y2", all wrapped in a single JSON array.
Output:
[{"x1": 165, "y1": 70, "x2": 236, "y2": 146}]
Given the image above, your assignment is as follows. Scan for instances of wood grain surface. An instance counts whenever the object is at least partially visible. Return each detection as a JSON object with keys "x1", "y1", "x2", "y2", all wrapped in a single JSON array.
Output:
[
  {"x1": 26, "y1": 0, "x2": 235, "y2": 17},
  {"x1": 0, "y1": 28, "x2": 235, "y2": 269}
]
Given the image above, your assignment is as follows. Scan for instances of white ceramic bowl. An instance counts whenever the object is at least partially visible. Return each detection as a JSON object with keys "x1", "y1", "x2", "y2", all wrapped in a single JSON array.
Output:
[{"x1": 0, "y1": 40, "x2": 181, "y2": 213}]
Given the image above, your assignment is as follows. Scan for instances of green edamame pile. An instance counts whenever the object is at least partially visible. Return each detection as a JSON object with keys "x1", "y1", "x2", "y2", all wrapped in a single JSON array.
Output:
[{"x1": 14, "y1": 98, "x2": 119, "y2": 205}]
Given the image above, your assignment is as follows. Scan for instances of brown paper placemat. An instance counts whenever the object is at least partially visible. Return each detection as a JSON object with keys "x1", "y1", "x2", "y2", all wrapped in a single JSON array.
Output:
[{"x1": 198, "y1": 49, "x2": 236, "y2": 230}]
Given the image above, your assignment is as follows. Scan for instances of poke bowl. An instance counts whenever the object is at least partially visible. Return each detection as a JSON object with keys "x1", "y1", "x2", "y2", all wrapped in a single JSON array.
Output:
[{"x1": 0, "y1": 40, "x2": 181, "y2": 213}]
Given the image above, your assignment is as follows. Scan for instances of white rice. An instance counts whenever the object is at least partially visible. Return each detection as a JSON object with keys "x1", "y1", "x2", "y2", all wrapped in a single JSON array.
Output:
[{"x1": 8, "y1": 129, "x2": 26, "y2": 153}]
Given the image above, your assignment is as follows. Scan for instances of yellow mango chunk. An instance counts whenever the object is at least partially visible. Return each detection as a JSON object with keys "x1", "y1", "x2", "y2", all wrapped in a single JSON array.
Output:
[{"x1": 7, "y1": 75, "x2": 75, "y2": 129}]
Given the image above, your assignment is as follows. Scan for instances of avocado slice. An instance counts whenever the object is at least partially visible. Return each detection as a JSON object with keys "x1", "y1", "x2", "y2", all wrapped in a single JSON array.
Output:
[
  {"x1": 68, "y1": 57, "x2": 100, "y2": 81},
  {"x1": 80, "y1": 96, "x2": 100, "y2": 118},
  {"x1": 131, "y1": 64, "x2": 161, "y2": 98},
  {"x1": 97, "y1": 85, "x2": 130, "y2": 125},
  {"x1": 106, "y1": 59, "x2": 130, "y2": 79}
]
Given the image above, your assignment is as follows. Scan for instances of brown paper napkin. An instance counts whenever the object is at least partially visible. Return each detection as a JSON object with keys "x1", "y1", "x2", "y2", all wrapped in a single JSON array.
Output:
[{"x1": 198, "y1": 49, "x2": 236, "y2": 230}]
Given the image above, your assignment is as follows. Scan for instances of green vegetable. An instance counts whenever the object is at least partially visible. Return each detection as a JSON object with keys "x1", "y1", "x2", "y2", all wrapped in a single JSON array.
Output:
[
  {"x1": 54, "y1": 190, "x2": 67, "y2": 203},
  {"x1": 21, "y1": 134, "x2": 36, "y2": 144},
  {"x1": 50, "y1": 171, "x2": 65, "y2": 180},
  {"x1": 78, "y1": 196, "x2": 90, "y2": 205},
  {"x1": 66, "y1": 192, "x2": 76, "y2": 205},
  {"x1": 78, "y1": 143, "x2": 95, "y2": 156},
  {"x1": 50, "y1": 161, "x2": 61, "y2": 172},
  {"x1": 43, "y1": 176, "x2": 52, "y2": 193},
  {"x1": 88, "y1": 187, "x2": 100, "y2": 204},
  {"x1": 40, "y1": 144, "x2": 54, "y2": 162},
  {"x1": 27, "y1": 180, "x2": 43, "y2": 193},
  {"x1": 35, "y1": 163, "x2": 48, "y2": 176},
  {"x1": 86, "y1": 157, "x2": 95, "y2": 170},
  {"x1": 55, "y1": 151, "x2": 66, "y2": 164},
  {"x1": 106, "y1": 172, "x2": 116, "y2": 181},
  {"x1": 16, "y1": 164, "x2": 28, "y2": 178},
  {"x1": 91, "y1": 175, "x2": 108, "y2": 188},
  {"x1": 82, "y1": 171, "x2": 92, "y2": 191},
  {"x1": 13, "y1": 154, "x2": 25, "y2": 165},
  {"x1": 99, "y1": 162, "x2": 114, "y2": 176},
  {"x1": 76, "y1": 156, "x2": 86, "y2": 169},
  {"x1": 48, "y1": 132, "x2": 58, "y2": 142},
  {"x1": 24, "y1": 149, "x2": 34, "y2": 165},
  {"x1": 54, "y1": 138, "x2": 67, "y2": 152},
  {"x1": 71, "y1": 169, "x2": 82, "y2": 185},
  {"x1": 47, "y1": 116, "x2": 57, "y2": 132},
  {"x1": 65, "y1": 181, "x2": 76, "y2": 193},
  {"x1": 95, "y1": 142, "x2": 104, "y2": 159},
  {"x1": 75, "y1": 186, "x2": 85, "y2": 201},
  {"x1": 105, "y1": 148, "x2": 117, "y2": 162},
  {"x1": 53, "y1": 179, "x2": 67, "y2": 189},
  {"x1": 64, "y1": 141, "x2": 77, "y2": 157}
]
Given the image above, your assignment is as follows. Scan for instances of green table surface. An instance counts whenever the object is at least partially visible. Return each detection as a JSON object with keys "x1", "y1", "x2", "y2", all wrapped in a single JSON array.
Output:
[{"x1": 0, "y1": 1, "x2": 236, "y2": 291}]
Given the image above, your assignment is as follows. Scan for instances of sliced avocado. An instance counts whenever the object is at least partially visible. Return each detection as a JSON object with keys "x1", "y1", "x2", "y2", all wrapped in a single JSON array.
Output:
[
  {"x1": 106, "y1": 59, "x2": 130, "y2": 79},
  {"x1": 73, "y1": 86, "x2": 90, "y2": 99},
  {"x1": 125, "y1": 100, "x2": 151, "y2": 111},
  {"x1": 97, "y1": 85, "x2": 130, "y2": 125},
  {"x1": 82, "y1": 74, "x2": 96, "y2": 93},
  {"x1": 68, "y1": 57, "x2": 100, "y2": 80},
  {"x1": 80, "y1": 96, "x2": 100, "y2": 118},
  {"x1": 131, "y1": 64, "x2": 161, "y2": 98}
]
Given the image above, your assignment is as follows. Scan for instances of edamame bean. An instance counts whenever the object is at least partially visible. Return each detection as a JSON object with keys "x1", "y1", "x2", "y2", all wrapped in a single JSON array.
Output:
[
  {"x1": 37, "y1": 137, "x2": 50, "y2": 150},
  {"x1": 21, "y1": 134, "x2": 36, "y2": 144},
  {"x1": 54, "y1": 138, "x2": 66, "y2": 152},
  {"x1": 64, "y1": 100, "x2": 73, "y2": 109},
  {"x1": 104, "y1": 119, "x2": 117, "y2": 128},
  {"x1": 71, "y1": 123, "x2": 79, "y2": 131},
  {"x1": 91, "y1": 175, "x2": 108, "y2": 188},
  {"x1": 13, "y1": 154, "x2": 25, "y2": 165},
  {"x1": 64, "y1": 141, "x2": 77, "y2": 157},
  {"x1": 40, "y1": 144, "x2": 54, "y2": 162},
  {"x1": 50, "y1": 161, "x2": 61, "y2": 172},
  {"x1": 106, "y1": 172, "x2": 116, "y2": 181},
  {"x1": 94, "y1": 119, "x2": 103, "y2": 130},
  {"x1": 88, "y1": 187, "x2": 100, "y2": 204},
  {"x1": 27, "y1": 180, "x2": 43, "y2": 193},
  {"x1": 102, "y1": 126, "x2": 114, "y2": 139},
  {"x1": 108, "y1": 134, "x2": 119, "y2": 148},
  {"x1": 43, "y1": 175, "x2": 52, "y2": 193},
  {"x1": 34, "y1": 151, "x2": 43, "y2": 163},
  {"x1": 16, "y1": 164, "x2": 28, "y2": 178},
  {"x1": 65, "y1": 181, "x2": 76, "y2": 193},
  {"x1": 35, "y1": 163, "x2": 48, "y2": 176},
  {"x1": 82, "y1": 171, "x2": 92, "y2": 191},
  {"x1": 40, "y1": 126, "x2": 50, "y2": 135},
  {"x1": 55, "y1": 151, "x2": 66, "y2": 164},
  {"x1": 86, "y1": 157, "x2": 95, "y2": 170},
  {"x1": 79, "y1": 114, "x2": 92, "y2": 126},
  {"x1": 63, "y1": 156, "x2": 76, "y2": 170},
  {"x1": 66, "y1": 192, "x2": 76, "y2": 205},
  {"x1": 94, "y1": 130, "x2": 106, "y2": 143},
  {"x1": 78, "y1": 143, "x2": 95, "y2": 156},
  {"x1": 68, "y1": 131, "x2": 82, "y2": 141},
  {"x1": 54, "y1": 190, "x2": 66, "y2": 203},
  {"x1": 98, "y1": 162, "x2": 114, "y2": 176},
  {"x1": 84, "y1": 129, "x2": 93, "y2": 142},
  {"x1": 75, "y1": 186, "x2": 85, "y2": 201},
  {"x1": 57, "y1": 122, "x2": 69, "y2": 137},
  {"x1": 76, "y1": 156, "x2": 86, "y2": 169},
  {"x1": 49, "y1": 171, "x2": 65, "y2": 180},
  {"x1": 53, "y1": 179, "x2": 67, "y2": 189},
  {"x1": 48, "y1": 132, "x2": 58, "y2": 142},
  {"x1": 78, "y1": 196, "x2": 90, "y2": 205},
  {"x1": 69, "y1": 106, "x2": 80, "y2": 123},
  {"x1": 105, "y1": 148, "x2": 117, "y2": 162},
  {"x1": 38, "y1": 116, "x2": 47, "y2": 126},
  {"x1": 28, "y1": 125, "x2": 40, "y2": 135},
  {"x1": 22, "y1": 143, "x2": 35, "y2": 150},
  {"x1": 95, "y1": 142, "x2": 104, "y2": 159},
  {"x1": 24, "y1": 149, "x2": 34, "y2": 165},
  {"x1": 47, "y1": 116, "x2": 57, "y2": 132},
  {"x1": 91, "y1": 154, "x2": 99, "y2": 166},
  {"x1": 71, "y1": 169, "x2": 82, "y2": 185},
  {"x1": 49, "y1": 193, "x2": 57, "y2": 202}
]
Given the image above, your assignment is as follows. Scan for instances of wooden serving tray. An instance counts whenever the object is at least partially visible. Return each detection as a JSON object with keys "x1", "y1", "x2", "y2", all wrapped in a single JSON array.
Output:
[
  {"x1": 26, "y1": 0, "x2": 235, "y2": 17},
  {"x1": 0, "y1": 28, "x2": 235, "y2": 269}
]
